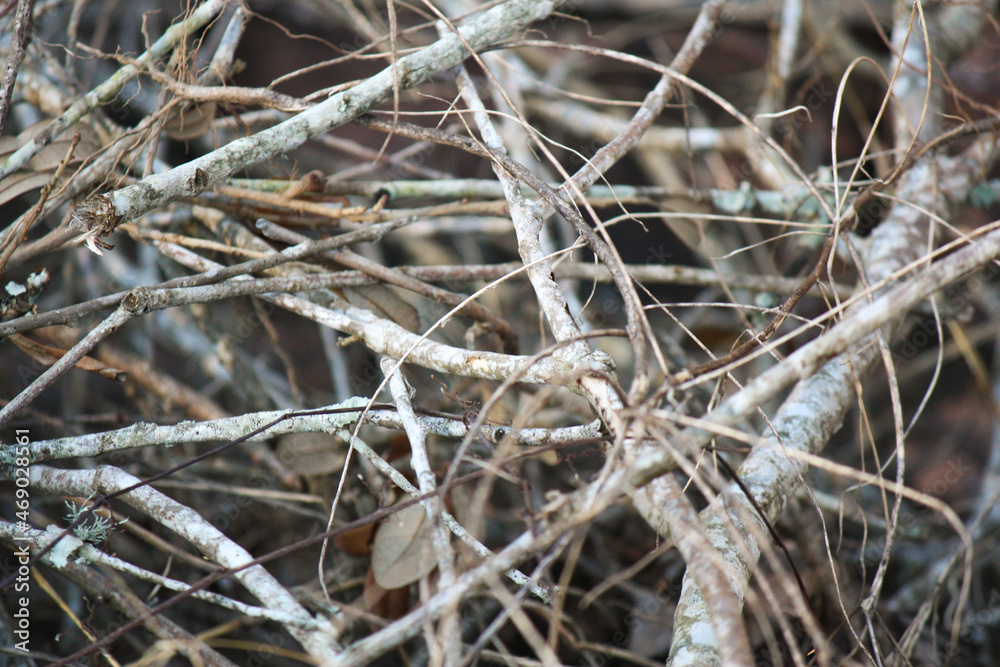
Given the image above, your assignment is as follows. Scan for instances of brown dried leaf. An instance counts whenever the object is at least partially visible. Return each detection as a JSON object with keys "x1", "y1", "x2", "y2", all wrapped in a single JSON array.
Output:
[
  {"x1": 26, "y1": 135, "x2": 101, "y2": 172},
  {"x1": 13, "y1": 121, "x2": 102, "y2": 171},
  {"x1": 0, "y1": 121, "x2": 102, "y2": 207},
  {"x1": 8, "y1": 334, "x2": 127, "y2": 381},
  {"x1": 342, "y1": 286, "x2": 420, "y2": 333},
  {"x1": 362, "y1": 567, "x2": 389, "y2": 614},
  {"x1": 275, "y1": 432, "x2": 344, "y2": 476},
  {"x1": 371, "y1": 501, "x2": 437, "y2": 589},
  {"x1": 0, "y1": 172, "x2": 51, "y2": 208},
  {"x1": 164, "y1": 101, "x2": 218, "y2": 140},
  {"x1": 335, "y1": 523, "x2": 375, "y2": 557},
  {"x1": 362, "y1": 567, "x2": 410, "y2": 619}
]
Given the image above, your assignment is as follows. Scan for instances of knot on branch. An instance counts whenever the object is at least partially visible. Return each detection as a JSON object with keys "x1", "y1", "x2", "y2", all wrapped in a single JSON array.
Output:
[
  {"x1": 121, "y1": 287, "x2": 153, "y2": 314},
  {"x1": 188, "y1": 168, "x2": 210, "y2": 195},
  {"x1": 589, "y1": 350, "x2": 617, "y2": 372},
  {"x1": 71, "y1": 193, "x2": 121, "y2": 256},
  {"x1": 300, "y1": 169, "x2": 327, "y2": 194}
]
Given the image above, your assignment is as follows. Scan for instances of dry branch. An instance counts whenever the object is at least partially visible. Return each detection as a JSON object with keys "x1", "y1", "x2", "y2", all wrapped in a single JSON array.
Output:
[
  {"x1": 3, "y1": 0, "x2": 1000, "y2": 664},
  {"x1": 70, "y1": 0, "x2": 567, "y2": 246}
]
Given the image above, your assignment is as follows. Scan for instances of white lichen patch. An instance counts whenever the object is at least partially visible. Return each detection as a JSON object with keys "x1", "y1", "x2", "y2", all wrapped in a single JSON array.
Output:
[
  {"x1": 44, "y1": 525, "x2": 87, "y2": 567},
  {"x1": 5, "y1": 282, "x2": 26, "y2": 297}
]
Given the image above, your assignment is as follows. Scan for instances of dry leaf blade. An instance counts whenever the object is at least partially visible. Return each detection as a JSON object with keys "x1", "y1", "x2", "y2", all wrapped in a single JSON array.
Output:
[{"x1": 370, "y1": 501, "x2": 437, "y2": 589}]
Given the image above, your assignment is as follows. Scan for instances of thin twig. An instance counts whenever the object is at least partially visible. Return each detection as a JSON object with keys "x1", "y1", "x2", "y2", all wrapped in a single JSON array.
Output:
[
  {"x1": 69, "y1": 0, "x2": 568, "y2": 242},
  {"x1": 0, "y1": 298, "x2": 136, "y2": 428},
  {"x1": 0, "y1": 0, "x2": 230, "y2": 181},
  {"x1": 0, "y1": 0, "x2": 34, "y2": 135}
]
